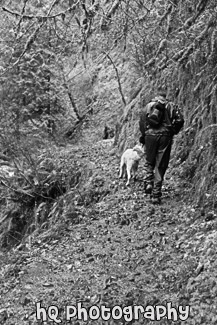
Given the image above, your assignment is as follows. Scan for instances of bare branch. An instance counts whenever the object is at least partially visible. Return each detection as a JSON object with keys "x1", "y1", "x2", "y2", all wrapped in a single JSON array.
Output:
[
  {"x1": 2, "y1": 0, "x2": 79, "y2": 20},
  {"x1": 104, "y1": 52, "x2": 126, "y2": 106},
  {"x1": 0, "y1": 1, "x2": 80, "y2": 76},
  {"x1": 16, "y1": 0, "x2": 29, "y2": 36},
  {"x1": 100, "y1": 0, "x2": 122, "y2": 29},
  {"x1": 58, "y1": 61, "x2": 81, "y2": 121}
]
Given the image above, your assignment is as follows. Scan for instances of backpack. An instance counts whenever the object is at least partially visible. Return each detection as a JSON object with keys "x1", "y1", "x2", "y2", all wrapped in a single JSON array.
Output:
[{"x1": 147, "y1": 101, "x2": 166, "y2": 128}]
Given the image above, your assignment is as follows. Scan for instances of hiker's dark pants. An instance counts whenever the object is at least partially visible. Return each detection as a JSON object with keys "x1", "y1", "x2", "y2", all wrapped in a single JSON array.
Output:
[{"x1": 144, "y1": 134, "x2": 172, "y2": 198}]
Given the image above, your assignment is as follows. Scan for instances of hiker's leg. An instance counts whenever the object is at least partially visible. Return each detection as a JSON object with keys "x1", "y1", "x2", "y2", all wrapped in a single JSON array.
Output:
[
  {"x1": 153, "y1": 136, "x2": 172, "y2": 198},
  {"x1": 144, "y1": 135, "x2": 158, "y2": 189}
]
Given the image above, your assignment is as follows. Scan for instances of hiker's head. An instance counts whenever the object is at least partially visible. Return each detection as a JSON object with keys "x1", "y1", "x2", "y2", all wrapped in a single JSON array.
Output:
[
  {"x1": 157, "y1": 87, "x2": 167, "y2": 99},
  {"x1": 156, "y1": 102, "x2": 165, "y2": 111}
]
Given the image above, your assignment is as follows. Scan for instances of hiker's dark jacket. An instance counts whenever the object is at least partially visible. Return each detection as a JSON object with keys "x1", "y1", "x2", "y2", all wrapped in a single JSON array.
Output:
[{"x1": 139, "y1": 96, "x2": 181, "y2": 137}]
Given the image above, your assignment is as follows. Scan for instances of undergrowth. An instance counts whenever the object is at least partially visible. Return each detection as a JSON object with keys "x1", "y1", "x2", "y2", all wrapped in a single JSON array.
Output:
[{"x1": 0, "y1": 140, "x2": 111, "y2": 249}]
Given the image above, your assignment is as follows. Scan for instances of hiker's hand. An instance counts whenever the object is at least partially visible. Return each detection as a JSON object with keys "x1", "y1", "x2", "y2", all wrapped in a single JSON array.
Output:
[{"x1": 139, "y1": 135, "x2": 145, "y2": 145}]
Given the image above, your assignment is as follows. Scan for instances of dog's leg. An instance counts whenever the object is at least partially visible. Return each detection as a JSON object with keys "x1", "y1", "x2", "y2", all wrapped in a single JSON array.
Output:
[
  {"x1": 119, "y1": 159, "x2": 124, "y2": 178},
  {"x1": 132, "y1": 168, "x2": 136, "y2": 181},
  {"x1": 124, "y1": 166, "x2": 127, "y2": 179},
  {"x1": 132, "y1": 162, "x2": 139, "y2": 181},
  {"x1": 126, "y1": 163, "x2": 132, "y2": 186}
]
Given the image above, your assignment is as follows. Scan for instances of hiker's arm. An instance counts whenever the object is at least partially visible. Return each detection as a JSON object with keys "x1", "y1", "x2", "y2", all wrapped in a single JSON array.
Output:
[
  {"x1": 139, "y1": 108, "x2": 147, "y2": 144},
  {"x1": 139, "y1": 111, "x2": 146, "y2": 135},
  {"x1": 170, "y1": 103, "x2": 184, "y2": 135}
]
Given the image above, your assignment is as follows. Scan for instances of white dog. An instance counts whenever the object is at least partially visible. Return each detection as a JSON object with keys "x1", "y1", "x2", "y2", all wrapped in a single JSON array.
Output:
[{"x1": 119, "y1": 144, "x2": 144, "y2": 186}]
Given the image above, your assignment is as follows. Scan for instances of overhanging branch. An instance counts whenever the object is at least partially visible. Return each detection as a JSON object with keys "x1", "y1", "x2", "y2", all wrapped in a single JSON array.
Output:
[{"x1": 2, "y1": 0, "x2": 79, "y2": 20}]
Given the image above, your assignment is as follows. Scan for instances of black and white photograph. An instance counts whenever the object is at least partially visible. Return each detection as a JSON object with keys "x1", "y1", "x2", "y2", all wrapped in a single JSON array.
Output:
[{"x1": 0, "y1": 0, "x2": 216, "y2": 324}]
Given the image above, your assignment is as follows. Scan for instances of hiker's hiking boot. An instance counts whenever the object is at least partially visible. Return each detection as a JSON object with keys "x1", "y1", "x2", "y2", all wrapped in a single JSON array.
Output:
[
  {"x1": 151, "y1": 197, "x2": 161, "y2": 205},
  {"x1": 145, "y1": 183, "x2": 153, "y2": 194}
]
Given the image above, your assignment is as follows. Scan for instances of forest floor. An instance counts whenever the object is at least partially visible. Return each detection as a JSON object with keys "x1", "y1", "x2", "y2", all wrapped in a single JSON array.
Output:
[{"x1": 0, "y1": 139, "x2": 217, "y2": 325}]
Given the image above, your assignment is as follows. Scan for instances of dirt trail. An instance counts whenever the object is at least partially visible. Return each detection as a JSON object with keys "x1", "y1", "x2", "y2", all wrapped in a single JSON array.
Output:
[{"x1": 0, "y1": 140, "x2": 217, "y2": 325}]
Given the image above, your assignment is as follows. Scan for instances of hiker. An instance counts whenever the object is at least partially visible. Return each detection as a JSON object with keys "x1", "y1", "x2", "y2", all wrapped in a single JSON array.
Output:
[{"x1": 139, "y1": 90, "x2": 184, "y2": 204}]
